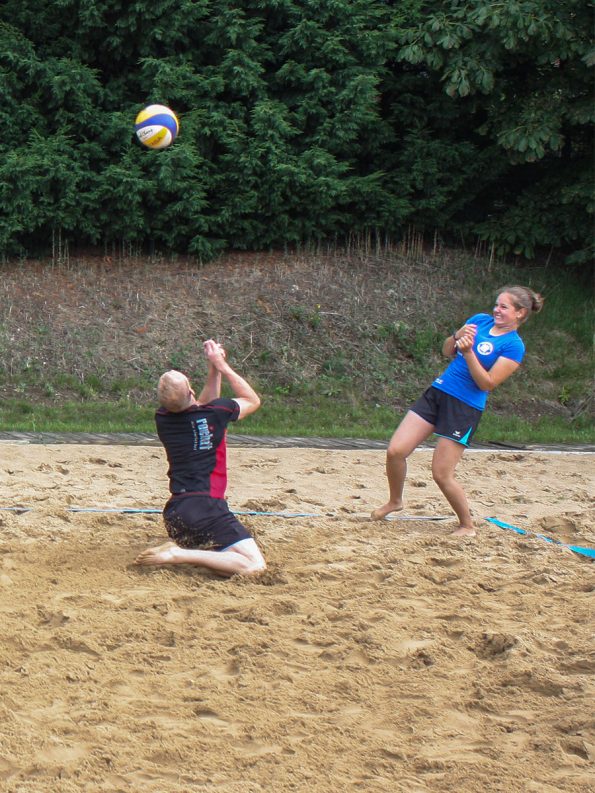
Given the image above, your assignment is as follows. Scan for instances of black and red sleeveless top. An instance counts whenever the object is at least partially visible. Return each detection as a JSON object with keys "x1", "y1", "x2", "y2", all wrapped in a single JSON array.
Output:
[{"x1": 155, "y1": 398, "x2": 240, "y2": 498}]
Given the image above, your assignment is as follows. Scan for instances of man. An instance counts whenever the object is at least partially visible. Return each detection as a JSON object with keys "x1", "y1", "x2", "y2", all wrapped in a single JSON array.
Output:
[{"x1": 135, "y1": 339, "x2": 266, "y2": 576}]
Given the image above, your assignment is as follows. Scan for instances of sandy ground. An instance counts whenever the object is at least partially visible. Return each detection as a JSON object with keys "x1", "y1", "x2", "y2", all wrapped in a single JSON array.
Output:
[{"x1": 0, "y1": 442, "x2": 593, "y2": 793}]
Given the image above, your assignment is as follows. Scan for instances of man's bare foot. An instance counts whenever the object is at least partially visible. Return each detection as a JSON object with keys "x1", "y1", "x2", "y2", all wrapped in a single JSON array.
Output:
[
  {"x1": 135, "y1": 541, "x2": 178, "y2": 566},
  {"x1": 370, "y1": 501, "x2": 403, "y2": 520},
  {"x1": 450, "y1": 527, "x2": 476, "y2": 537}
]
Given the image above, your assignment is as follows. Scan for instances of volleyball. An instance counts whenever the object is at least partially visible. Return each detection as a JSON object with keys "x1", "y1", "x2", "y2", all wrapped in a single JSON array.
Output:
[{"x1": 135, "y1": 104, "x2": 179, "y2": 150}]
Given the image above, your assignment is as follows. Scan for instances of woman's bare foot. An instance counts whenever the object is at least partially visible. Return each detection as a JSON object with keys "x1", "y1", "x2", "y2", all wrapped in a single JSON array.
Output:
[
  {"x1": 135, "y1": 541, "x2": 179, "y2": 566},
  {"x1": 370, "y1": 501, "x2": 403, "y2": 520},
  {"x1": 450, "y1": 527, "x2": 476, "y2": 537}
]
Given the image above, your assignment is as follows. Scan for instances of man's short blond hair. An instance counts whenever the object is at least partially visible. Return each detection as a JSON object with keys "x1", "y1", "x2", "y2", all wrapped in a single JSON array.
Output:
[{"x1": 157, "y1": 370, "x2": 193, "y2": 412}]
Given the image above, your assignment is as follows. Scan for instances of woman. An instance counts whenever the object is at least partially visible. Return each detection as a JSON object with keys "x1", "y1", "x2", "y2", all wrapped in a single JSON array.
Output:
[{"x1": 371, "y1": 285, "x2": 544, "y2": 536}]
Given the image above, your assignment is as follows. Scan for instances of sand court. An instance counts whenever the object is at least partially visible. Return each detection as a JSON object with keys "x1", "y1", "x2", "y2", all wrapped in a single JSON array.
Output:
[{"x1": 0, "y1": 442, "x2": 593, "y2": 792}]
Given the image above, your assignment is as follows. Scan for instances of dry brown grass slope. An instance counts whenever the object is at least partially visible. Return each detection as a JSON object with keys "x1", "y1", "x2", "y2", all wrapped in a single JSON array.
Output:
[{"x1": 0, "y1": 247, "x2": 585, "y2": 424}]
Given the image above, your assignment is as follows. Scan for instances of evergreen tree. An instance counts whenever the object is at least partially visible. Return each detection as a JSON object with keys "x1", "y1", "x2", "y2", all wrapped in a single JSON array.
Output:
[
  {"x1": 0, "y1": 1, "x2": 394, "y2": 257},
  {"x1": 0, "y1": 1, "x2": 590, "y2": 263}
]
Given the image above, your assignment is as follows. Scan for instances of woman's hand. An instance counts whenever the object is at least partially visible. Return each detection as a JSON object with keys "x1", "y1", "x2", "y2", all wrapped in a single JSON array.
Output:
[
  {"x1": 445, "y1": 323, "x2": 477, "y2": 356},
  {"x1": 455, "y1": 332, "x2": 475, "y2": 353},
  {"x1": 455, "y1": 323, "x2": 477, "y2": 343}
]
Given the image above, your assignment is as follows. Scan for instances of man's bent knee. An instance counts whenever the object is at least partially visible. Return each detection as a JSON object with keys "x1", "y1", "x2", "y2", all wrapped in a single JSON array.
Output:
[{"x1": 227, "y1": 539, "x2": 266, "y2": 575}]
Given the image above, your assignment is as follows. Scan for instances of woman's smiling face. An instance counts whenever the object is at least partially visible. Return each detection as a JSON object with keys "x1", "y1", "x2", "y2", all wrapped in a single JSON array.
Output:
[{"x1": 493, "y1": 292, "x2": 523, "y2": 329}]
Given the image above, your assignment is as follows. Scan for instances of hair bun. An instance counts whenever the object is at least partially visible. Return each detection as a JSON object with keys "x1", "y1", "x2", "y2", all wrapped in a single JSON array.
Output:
[{"x1": 531, "y1": 291, "x2": 545, "y2": 313}]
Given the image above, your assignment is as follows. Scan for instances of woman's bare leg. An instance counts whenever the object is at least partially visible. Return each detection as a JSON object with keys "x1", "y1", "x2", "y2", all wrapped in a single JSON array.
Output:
[
  {"x1": 371, "y1": 411, "x2": 434, "y2": 520},
  {"x1": 431, "y1": 437, "x2": 475, "y2": 536}
]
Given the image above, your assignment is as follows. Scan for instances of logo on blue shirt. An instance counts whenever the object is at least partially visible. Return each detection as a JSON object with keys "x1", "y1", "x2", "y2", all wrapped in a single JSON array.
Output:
[{"x1": 477, "y1": 341, "x2": 494, "y2": 355}]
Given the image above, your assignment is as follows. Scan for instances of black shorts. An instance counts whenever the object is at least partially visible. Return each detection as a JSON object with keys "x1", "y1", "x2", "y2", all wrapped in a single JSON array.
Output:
[
  {"x1": 410, "y1": 386, "x2": 482, "y2": 446},
  {"x1": 163, "y1": 495, "x2": 252, "y2": 551}
]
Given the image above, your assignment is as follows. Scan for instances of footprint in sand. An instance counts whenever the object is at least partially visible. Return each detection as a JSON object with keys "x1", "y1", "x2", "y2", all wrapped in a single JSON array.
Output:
[
  {"x1": 210, "y1": 659, "x2": 241, "y2": 681},
  {"x1": 538, "y1": 514, "x2": 581, "y2": 536},
  {"x1": 234, "y1": 564, "x2": 288, "y2": 586},
  {"x1": 240, "y1": 498, "x2": 287, "y2": 512},
  {"x1": 51, "y1": 633, "x2": 102, "y2": 658},
  {"x1": 36, "y1": 743, "x2": 91, "y2": 770},
  {"x1": 267, "y1": 598, "x2": 299, "y2": 616},
  {"x1": 470, "y1": 632, "x2": 517, "y2": 659},
  {"x1": 235, "y1": 737, "x2": 283, "y2": 757},
  {"x1": 409, "y1": 648, "x2": 435, "y2": 668},
  {"x1": 560, "y1": 738, "x2": 591, "y2": 761},
  {"x1": 427, "y1": 555, "x2": 463, "y2": 569},
  {"x1": 0, "y1": 757, "x2": 22, "y2": 781},
  {"x1": 36, "y1": 606, "x2": 71, "y2": 627},
  {"x1": 500, "y1": 670, "x2": 566, "y2": 697},
  {"x1": 292, "y1": 636, "x2": 334, "y2": 654},
  {"x1": 193, "y1": 708, "x2": 231, "y2": 728}
]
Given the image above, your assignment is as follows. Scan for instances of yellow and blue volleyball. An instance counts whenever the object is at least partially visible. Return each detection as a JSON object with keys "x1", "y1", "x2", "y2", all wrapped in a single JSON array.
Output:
[{"x1": 134, "y1": 104, "x2": 179, "y2": 150}]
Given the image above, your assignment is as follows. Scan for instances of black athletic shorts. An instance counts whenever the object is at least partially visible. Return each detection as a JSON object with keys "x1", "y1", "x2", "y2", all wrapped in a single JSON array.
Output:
[
  {"x1": 163, "y1": 495, "x2": 252, "y2": 551},
  {"x1": 410, "y1": 386, "x2": 482, "y2": 446}
]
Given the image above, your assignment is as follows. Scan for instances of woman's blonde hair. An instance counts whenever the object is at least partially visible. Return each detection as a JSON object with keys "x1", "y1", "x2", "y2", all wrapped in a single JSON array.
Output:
[{"x1": 497, "y1": 286, "x2": 544, "y2": 324}]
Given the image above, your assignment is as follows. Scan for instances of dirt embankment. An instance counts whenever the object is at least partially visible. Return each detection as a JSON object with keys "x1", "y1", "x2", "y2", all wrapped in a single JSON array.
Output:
[{"x1": 0, "y1": 250, "x2": 586, "y2": 422}]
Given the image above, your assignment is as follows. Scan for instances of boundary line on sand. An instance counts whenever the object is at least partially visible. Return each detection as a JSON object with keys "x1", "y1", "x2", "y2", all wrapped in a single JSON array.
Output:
[{"x1": 0, "y1": 431, "x2": 593, "y2": 454}]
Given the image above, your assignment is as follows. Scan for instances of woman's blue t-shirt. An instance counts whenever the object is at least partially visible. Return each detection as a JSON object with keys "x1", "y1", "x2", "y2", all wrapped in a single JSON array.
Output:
[{"x1": 432, "y1": 313, "x2": 525, "y2": 410}]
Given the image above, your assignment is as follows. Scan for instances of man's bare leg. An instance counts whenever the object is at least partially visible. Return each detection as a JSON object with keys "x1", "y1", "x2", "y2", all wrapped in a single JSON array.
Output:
[
  {"x1": 431, "y1": 438, "x2": 476, "y2": 536},
  {"x1": 135, "y1": 538, "x2": 266, "y2": 576},
  {"x1": 371, "y1": 411, "x2": 434, "y2": 520}
]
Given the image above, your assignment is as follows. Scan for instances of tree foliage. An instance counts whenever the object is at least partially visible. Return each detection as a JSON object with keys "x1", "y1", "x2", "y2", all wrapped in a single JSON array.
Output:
[
  {"x1": 0, "y1": 1, "x2": 591, "y2": 264},
  {"x1": 396, "y1": 0, "x2": 593, "y2": 260}
]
